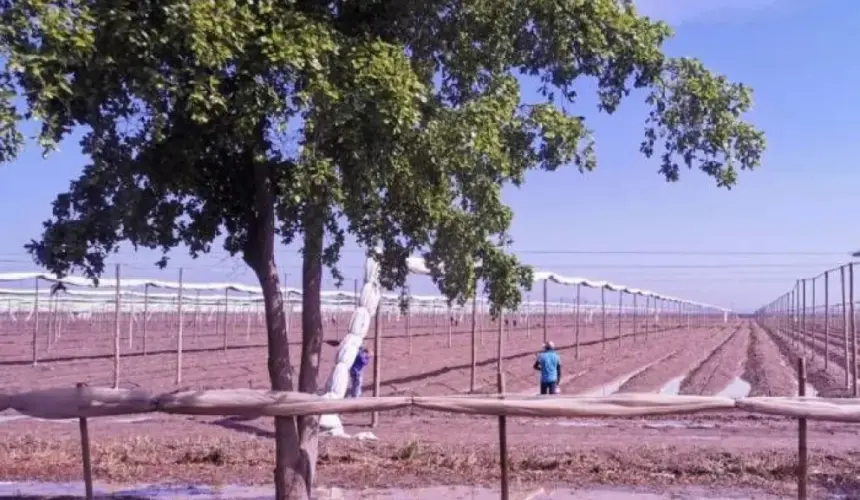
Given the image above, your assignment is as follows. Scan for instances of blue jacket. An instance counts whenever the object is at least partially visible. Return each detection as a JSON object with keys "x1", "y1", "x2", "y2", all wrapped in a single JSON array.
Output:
[
  {"x1": 351, "y1": 349, "x2": 370, "y2": 374},
  {"x1": 535, "y1": 350, "x2": 561, "y2": 384}
]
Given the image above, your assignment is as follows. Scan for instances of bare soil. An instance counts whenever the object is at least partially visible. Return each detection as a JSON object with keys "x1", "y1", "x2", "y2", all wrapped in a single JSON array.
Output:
[
  {"x1": 742, "y1": 323, "x2": 799, "y2": 397},
  {"x1": 617, "y1": 327, "x2": 734, "y2": 393},
  {"x1": 679, "y1": 325, "x2": 750, "y2": 396},
  {"x1": 763, "y1": 324, "x2": 852, "y2": 398},
  {"x1": 4, "y1": 319, "x2": 860, "y2": 497}
]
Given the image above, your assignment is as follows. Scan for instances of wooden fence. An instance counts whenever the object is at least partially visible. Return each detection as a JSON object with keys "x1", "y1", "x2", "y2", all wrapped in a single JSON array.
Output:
[{"x1": 0, "y1": 358, "x2": 851, "y2": 500}]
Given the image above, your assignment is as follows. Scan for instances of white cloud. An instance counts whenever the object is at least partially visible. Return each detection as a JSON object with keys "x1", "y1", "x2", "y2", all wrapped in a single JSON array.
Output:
[{"x1": 634, "y1": 0, "x2": 779, "y2": 25}]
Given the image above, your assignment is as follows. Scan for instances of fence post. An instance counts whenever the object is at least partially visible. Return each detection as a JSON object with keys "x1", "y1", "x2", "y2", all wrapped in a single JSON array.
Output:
[
  {"x1": 76, "y1": 382, "x2": 94, "y2": 500},
  {"x1": 142, "y1": 284, "x2": 150, "y2": 357},
  {"x1": 497, "y1": 308, "x2": 505, "y2": 372},
  {"x1": 371, "y1": 304, "x2": 382, "y2": 428},
  {"x1": 31, "y1": 278, "x2": 40, "y2": 366},
  {"x1": 800, "y1": 280, "x2": 807, "y2": 351},
  {"x1": 113, "y1": 264, "x2": 121, "y2": 389},
  {"x1": 841, "y1": 266, "x2": 849, "y2": 388},
  {"x1": 617, "y1": 291, "x2": 623, "y2": 349},
  {"x1": 176, "y1": 268, "x2": 184, "y2": 386},
  {"x1": 406, "y1": 290, "x2": 412, "y2": 355},
  {"x1": 525, "y1": 294, "x2": 531, "y2": 339},
  {"x1": 447, "y1": 304, "x2": 453, "y2": 348},
  {"x1": 824, "y1": 271, "x2": 830, "y2": 369},
  {"x1": 470, "y1": 292, "x2": 478, "y2": 393},
  {"x1": 600, "y1": 287, "x2": 607, "y2": 350},
  {"x1": 850, "y1": 263, "x2": 857, "y2": 397},
  {"x1": 810, "y1": 277, "x2": 816, "y2": 359},
  {"x1": 497, "y1": 370, "x2": 510, "y2": 500},
  {"x1": 632, "y1": 294, "x2": 638, "y2": 343},
  {"x1": 644, "y1": 295, "x2": 651, "y2": 342},
  {"x1": 797, "y1": 357, "x2": 808, "y2": 500},
  {"x1": 222, "y1": 288, "x2": 229, "y2": 351},
  {"x1": 542, "y1": 280, "x2": 548, "y2": 343},
  {"x1": 574, "y1": 285, "x2": 581, "y2": 358}
]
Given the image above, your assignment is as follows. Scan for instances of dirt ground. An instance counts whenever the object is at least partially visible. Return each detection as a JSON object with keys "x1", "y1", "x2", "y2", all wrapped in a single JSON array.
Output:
[
  {"x1": 2, "y1": 410, "x2": 860, "y2": 498},
  {"x1": 4, "y1": 319, "x2": 859, "y2": 497}
]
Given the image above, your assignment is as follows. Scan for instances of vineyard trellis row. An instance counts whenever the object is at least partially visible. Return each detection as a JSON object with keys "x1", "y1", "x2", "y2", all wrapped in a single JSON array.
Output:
[{"x1": 0, "y1": 263, "x2": 733, "y2": 371}]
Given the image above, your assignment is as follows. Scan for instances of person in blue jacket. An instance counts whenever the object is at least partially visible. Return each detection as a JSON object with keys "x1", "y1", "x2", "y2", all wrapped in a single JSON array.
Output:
[
  {"x1": 348, "y1": 346, "x2": 371, "y2": 398},
  {"x1": 533, "y1": 341, "x2": 561, "y2": 395}
]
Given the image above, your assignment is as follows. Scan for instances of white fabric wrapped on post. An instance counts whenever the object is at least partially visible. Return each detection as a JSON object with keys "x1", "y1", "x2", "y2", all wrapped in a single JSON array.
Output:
[
  {"x1": 347, "y1": 308, "x2": 371, "y2": 339},
  {"x1": 319, "y1": 254, "x2": 381, "y2": 433},
  {"x1": 364, "y1": 257, "x2": 380, "y2": 283},
  {"x1": 359, "y1": 283, "x2": 381, "y2": 315},
  {"x1": 336, "y1": 339, "x2": 361, "y2": 367},
  {"x1": 327, "y1": 363, "x2": 352, "y2": 398}
]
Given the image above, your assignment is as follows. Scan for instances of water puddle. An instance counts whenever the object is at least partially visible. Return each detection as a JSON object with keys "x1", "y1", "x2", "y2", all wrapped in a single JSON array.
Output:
[
  {"x1": 642, "y1": 420, "x2": 716, "y2": 430},
  {"x1": 553, "y1": 420, "x2": 611, "y2": 428},
  {"x1": 0, "y1": 482, "x2": 790, "y2": 499},
  {"x1": 575, "y1": 352, "x2": 679, "y2": 398},
  {"x1": 0, "y1": 414, "x2": 153, "y2": 425},
  {"x1": 658, "y1": 375, "x2": 686, "y2": 396},
  {"x1": 716, "y1": 377, "x2": 752, "y2": 399}
]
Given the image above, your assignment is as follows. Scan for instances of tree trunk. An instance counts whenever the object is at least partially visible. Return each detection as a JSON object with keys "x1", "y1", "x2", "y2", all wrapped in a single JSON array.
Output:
[
  {"x1": 296, "y1": 208, "x2": 326, "y2": 490},
  {"x1": 247, "y1": 159, "x2": 312, "y2": 500}
]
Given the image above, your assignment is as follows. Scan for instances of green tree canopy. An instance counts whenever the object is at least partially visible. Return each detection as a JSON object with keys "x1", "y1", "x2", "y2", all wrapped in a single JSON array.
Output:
[{"x1": 0, "y1": 1, "x2": 765, "y2": 498}]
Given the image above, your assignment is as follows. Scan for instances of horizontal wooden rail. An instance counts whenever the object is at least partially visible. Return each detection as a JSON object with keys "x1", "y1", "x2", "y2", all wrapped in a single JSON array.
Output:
[{"x1": 4, "y1": 387, "x2": 860, "y2": 422}]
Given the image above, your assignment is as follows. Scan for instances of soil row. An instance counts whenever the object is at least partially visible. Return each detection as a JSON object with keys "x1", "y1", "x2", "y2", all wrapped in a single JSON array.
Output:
[
  {"x1": 500, "y1": 326, "x2": 725, "y2": 395},
  {"x1": 617, "y1": 327, "x2": 735, "y2": 393},
  {"x1": 679, "y1": 325, "x2": 749, "y2": 395},
  {"x1": 741, "y1": 322, "x2": 800, "y2": 397},
  {"x1": 0, "y1": 313, "x2": 662, "y2": 364},
  {"x1": 760, "y1": 322, "x2": 852, "y2": 397},
  {"x1": 0, "y1": 321, "x2": 696, "y2": 396}
]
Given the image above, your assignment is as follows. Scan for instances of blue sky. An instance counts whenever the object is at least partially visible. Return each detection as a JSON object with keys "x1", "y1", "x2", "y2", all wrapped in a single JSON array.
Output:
[{"x1": 0, "y1": 0, "x2": 857, "y2": 312}]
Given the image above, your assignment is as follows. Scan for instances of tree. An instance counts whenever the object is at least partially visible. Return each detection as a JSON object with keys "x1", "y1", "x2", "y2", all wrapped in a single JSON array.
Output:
[{"x1": 0, "y1": 1, "x2": 765, "y2": 498}]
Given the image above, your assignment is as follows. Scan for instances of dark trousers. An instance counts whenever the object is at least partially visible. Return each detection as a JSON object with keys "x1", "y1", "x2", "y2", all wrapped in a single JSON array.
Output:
[{"x1": 540, "y1": 381, "x2": 558, "y2": 395}]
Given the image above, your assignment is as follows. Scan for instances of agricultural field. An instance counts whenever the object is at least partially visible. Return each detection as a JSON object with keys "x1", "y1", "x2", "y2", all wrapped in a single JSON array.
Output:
[{"x1": 2, "y1": 307, "x2": 860, "y2": 498}]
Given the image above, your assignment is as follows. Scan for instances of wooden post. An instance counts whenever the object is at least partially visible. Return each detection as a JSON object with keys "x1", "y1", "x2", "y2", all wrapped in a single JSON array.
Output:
[
  {"x1": 371, "y1": 305, "x2": 382, "y2": 428},
  {"x1": 497, "y1": 308, "x2": 504, "y2": 372},
  {"x1": 850, "y1": 263, "x2": 857, "y2": 397},
  {"x1": 497, "y1": 371, "x2": 510, "y2": 500},
  {"x1": 617, "y1": 291, "x2": 623, "y2": 348},
  {"x1": 222, "y1": 288, "x2": 229, "y2": 351},
  {"x1": 574, "y1": 284, "x2": 581, "y2": 358},
  {"x1": 31, "y1": 278, "x2": 40, "y2": 366},
  {"x1": 632, "y1": 294, "x2": 638, "y2": 342},
  {"x1": 48, "y1": 295, "x2": 56, "y2": 347},
  {"x1": 841, "y1": 266, "x2": 850, "y2": 388},
  {"x1": 76, "y1": 383, "x2": 94, "y2": 500},
  {"x1": 811, "y1": 278, "x2": 816, "y2": 359},
  {"x1": 447, "y1": 304, "x2": 453, "y2": 348},
  {"x1": 245, "y1": 303, "x2": 252, "y2": 341},
  {"x1": 470, "y1": 292, "x2": 478, "y2": 393},
  {"x1": 801, "y1": 280, "x2": 807, "y2": 354},
  {"x1": 824, "y1": 271, "x2": 830, "y2": 369},
  {"x1": 127, "y1": 299, "x2": 135, "y2": 350},
  {"x1": 113, "y1": 264, "x2": 121, "y2": 389},
  {"x1": 525, "y1": 294, "x2": 531, "y2": 339},
  {"x1": 797, "y1": 357, "x2": 808, "y2": 500},
  {"x1": 176, "y1": 268, "x2": 185, "y2": 386},
  {"x1": 142, "y1": 284, "x2": 150, "y2": 357},
  {"x1": 354, "y1": 278, "x2": 359, "y2": 307},
  {"x1": 601, "y1": 287, "x2": 606, "y2": 349},
  {"x1": 406, "y1": 293, "x2": 412, "y2": 355},
  {"x1": 542, "y1": 280, "x2": 548, "y2": 343}
]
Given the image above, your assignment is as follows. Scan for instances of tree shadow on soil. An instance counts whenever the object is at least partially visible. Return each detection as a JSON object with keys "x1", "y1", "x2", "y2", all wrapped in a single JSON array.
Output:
[{"x1": 210, "y1": 415, "x2": 275, "y2": 439}]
